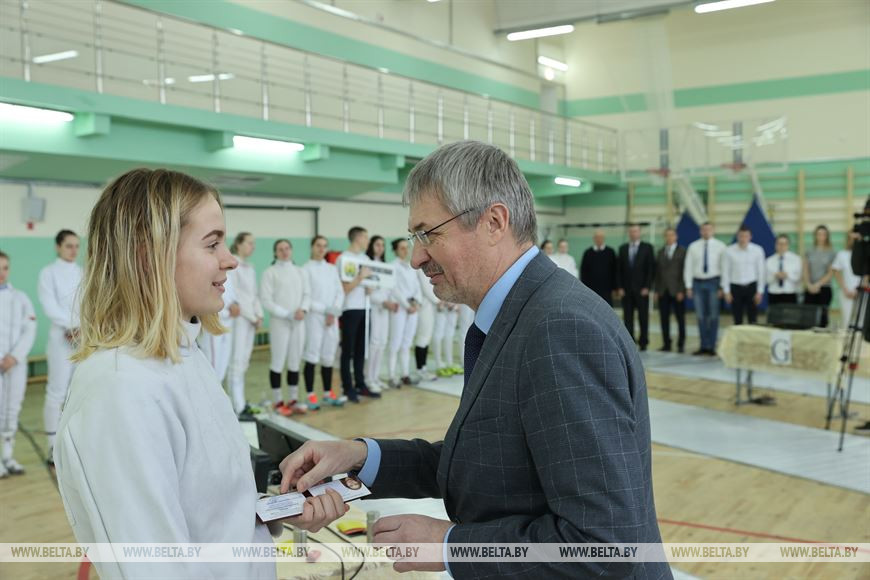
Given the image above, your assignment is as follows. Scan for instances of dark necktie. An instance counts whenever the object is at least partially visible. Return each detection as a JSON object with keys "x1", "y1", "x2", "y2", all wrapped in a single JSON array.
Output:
[
  {"x1": 779, "y1": 255, "x2": 785, "y2": 288},
  {"x1": 629, "y1": 244, "x2": 637, "y2": 267},
  {"x1": 464, "y1": 323, "x2": 486, "y2": 387},
  {"x1": 703, "y1": 240, "x2": 709, "y2": 274}
]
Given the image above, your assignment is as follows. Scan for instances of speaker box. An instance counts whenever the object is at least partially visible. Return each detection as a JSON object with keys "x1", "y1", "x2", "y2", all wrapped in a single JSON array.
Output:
[{"x1": 767, "y1": 304, "x2": 823, "y2": 330}]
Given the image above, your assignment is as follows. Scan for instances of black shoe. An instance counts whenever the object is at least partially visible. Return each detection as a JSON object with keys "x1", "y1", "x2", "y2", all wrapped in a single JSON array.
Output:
[
  {"x1": 658, "y1": 345, "x2": 671, "y2": 352},
  {"x1": 692, "y1": 349, "x2": 706, "y2": 356},
  {"x1": 238, "y1": 405, "x2": 256, "y2": 422},
  {"x1": 357, "y1": 387, "x2": 381, "y2": 399},
  {"x1": 706, "y1": 349, "x2": 717, "y2": 356},
  {"x1": 640, "y1": 344, "x2": 648, "y2": 351},
  {"x1": 854, "y1": 421, "x2": 870, "y2": 432},
  {"x1": 346, "y1": 390, "x2": 360, "y2": 403},
  {"x1": 677, "y1": 346, "x2": 684, "y2": 353}
]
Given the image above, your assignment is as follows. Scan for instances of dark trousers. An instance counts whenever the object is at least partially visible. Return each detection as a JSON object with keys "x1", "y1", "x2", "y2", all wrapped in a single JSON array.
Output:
[
  {"x1": 622, "y1": 290, "x2": 649, "y2": 347},
  {"x1": 768, "y1": 293, "x2": 797, "y2": 305},
  {"x1": 339, "y1": 309, "x2": 367, "y2": 394},
  {"x1": 730, "y1": 282, "x2": 758, "y2": 325},
  {"x1": 659, "y1": 290, "x2": 686, "y2": 349},
  {"x1": 804, "y1": 286, "x2": 833, "y2": 328}
]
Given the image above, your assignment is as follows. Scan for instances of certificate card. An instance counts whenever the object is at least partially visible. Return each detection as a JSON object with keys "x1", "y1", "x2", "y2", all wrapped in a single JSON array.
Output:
[{"x1": 256, "y1": 476, "x2": 370, "y2": 522}]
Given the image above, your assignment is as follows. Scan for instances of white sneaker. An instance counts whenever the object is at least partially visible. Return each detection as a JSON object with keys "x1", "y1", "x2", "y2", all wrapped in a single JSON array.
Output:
[
  {"x1": 0, "y1": 462, "x2": 8, "y2": 478},
  {"x1": 368, "y1": 382, "x2": 382, "y2": 394},
  {"x1": 3, "y1": 458, "x2": 24, "y2": 475},
  {"x1": 371, "y1": 378, "x2": 386, "y2": 390},
  {"x1": 291, "y1": 400, "x2": 309, "y2": 413}
]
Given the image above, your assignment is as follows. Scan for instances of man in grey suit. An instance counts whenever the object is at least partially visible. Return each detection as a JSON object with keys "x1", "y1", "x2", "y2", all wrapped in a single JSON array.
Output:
[
  {"x1": 278, "y1": 141, "x2": 669, "y2": 578},
  {"x1": 655, "y1": 227, "x2": 687, "y2": 353}
]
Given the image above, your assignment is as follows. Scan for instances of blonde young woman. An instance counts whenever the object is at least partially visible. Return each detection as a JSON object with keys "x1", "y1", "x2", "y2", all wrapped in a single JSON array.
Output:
[
  {"x1": 55, "y1": 169, "x2": 346, "y2": 579},
  {"x1": 803, "y1": 225, "x2": 836, "y2": 328}
]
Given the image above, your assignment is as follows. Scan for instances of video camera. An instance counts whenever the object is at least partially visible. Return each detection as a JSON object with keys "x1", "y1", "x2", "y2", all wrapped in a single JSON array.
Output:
[{"x1": 851, "y1": 196, "x2": 870, "y2": 277}]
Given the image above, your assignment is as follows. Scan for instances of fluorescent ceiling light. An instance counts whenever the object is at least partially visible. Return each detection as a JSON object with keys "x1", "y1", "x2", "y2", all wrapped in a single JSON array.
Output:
[
  {"x1": 695, "y1": 0, "x2": 775, "y2": 14},
  {"x1": 188, "y1": 73, "x2": 235, "y2": 83},
  {"x1": 0, "y1": 102, "x2": 73, "y2": 123},
  {"x1": 427, "y1": 0, "x2": 443, "y2": 3},
  {"x1": 233, "y1": 135, "x2": 304, "y2": 154},
  {"x1": 377, "y1": 67, "x2": 390, "y2": 74},
  {"x1": 537, "y1": 56, "x2": 568, "y2": 72},
  {"x1": 555, "y1": 176, "x2": 582, "y2": 187},
  {"x1": 507, "y1": 25, "x2": 574, "y2": 42},
  {"x1": 142, "y1": 77, "x2": 175, "y2": 86},
  {"x1": 32, "y1": 50, "x2": 79, "y2": 64}
]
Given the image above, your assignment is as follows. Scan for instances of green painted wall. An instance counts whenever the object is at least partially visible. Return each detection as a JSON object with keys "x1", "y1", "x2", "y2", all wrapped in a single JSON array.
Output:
[{"x1": 562, "y1": 69, "x2": 870, "y2": 117}]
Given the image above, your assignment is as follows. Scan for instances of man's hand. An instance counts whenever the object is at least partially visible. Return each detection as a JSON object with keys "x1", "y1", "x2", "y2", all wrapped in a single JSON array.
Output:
[
  {"x1": 294, "y1": 309, "x2": 306, "y2": 321},
  {"x1": 846, "y1": 289, "x2": 858, "y2": 299},
  {"x1": 408, "y1": 305, "x2": 418, "y2": 314},
  {"x1": 325, "y1": 314, "x2": 336, "y2": 326},
  {"x1": 372, "y1": 514, "x2": 452, "y2": 573},
  {"x1": 717, "y1": 289, "x2": 724, "y2": 299},
  {"x1": 753, "y1": 293, "x2": 762, "y2": 305},
  {"x1": 357, "y1": 266, "x2": 372, "y2": 281},
  {"x1": 385, "y1": 301, "x2": 399, "y2": 313},
  {"x1": 256, "y1": 317, "x2": 264, "y2": 329},
  {"x1": 676, "y1": 291, "x2": 685, "y2": 302},
  {"x1": 724, "y1": 292, "x2": 733, "y2": 304},
  {"x1": 279, "y1": 440, "x2": 368, "y2": 493},
  {"x1": 807, "y1": 283, "x2": 820, "y2": 294},
  {"x1": 616, "y1": 288, "x2": 625, "y2": 299},
  {"x1": 276, "y1": 489, "x2": 349, "y2": 533},
  {"x1": 640, "y1": 287, "x2": 649, "y2": 297},
  {"x1": 686, "y1": 288, "x2": 693, "y2": 300}
]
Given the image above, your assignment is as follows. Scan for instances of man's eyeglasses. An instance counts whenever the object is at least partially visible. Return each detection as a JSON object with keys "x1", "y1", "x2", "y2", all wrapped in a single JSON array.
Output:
[{"x1": 407, "y1": 207, "x2": 479, "y2": 247}]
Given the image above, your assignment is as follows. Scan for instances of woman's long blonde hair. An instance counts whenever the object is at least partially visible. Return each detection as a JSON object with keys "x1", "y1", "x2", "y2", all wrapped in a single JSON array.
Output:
[{"x1": 73, "y1": 168, "x2": 225, "y2": 363}]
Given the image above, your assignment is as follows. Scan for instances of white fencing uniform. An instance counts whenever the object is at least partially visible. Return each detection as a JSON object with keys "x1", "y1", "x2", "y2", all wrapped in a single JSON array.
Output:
[
  {"x1": 55, "y1": 319, "x2": 278, "y2": 579},
  {"x1": 0, "y1": 283, "x2": 37, "y2": 473},
  {"x1": 432, "y1": 304, "x2": 459, "y2": 369},
  {"x1": 833, "y1": 249, "x2": 860, "y2": 328},
  {"x1": 38, "y1": 258, "x2": 82, "y2": 452},
  {"x1": 551, "y1": 252, "x2": 579, "y2": 278},
  {"x1": 197, "y1": 275, "x2": 237, "y2": 383},
  {"x1": 367, "y1": 283, "x2": 391, "y2": 385},
  {"x1": 414, "y1": 268, "x2": 439, "y2": 350},
  {"x1": 261, "y1": 260, "x2": 311, "y2": 377},
  {"x1": 303, "y1": 259, "x2": 343, "y2": 366},
  {"x1": 226, "y1": 258, "x2": 263, "y2": 414},
  {"x1": 388, "y1": 259, "x2": 421, "y2": 380},
  {"x1": 458, "y1": 304, "x2": 474, "y2": 365}
]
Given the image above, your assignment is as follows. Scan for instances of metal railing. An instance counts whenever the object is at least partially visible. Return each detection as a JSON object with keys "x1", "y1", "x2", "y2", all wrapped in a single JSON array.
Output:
[{"x1": 0, "y1": 0, "x2": 619, "y2": 172}]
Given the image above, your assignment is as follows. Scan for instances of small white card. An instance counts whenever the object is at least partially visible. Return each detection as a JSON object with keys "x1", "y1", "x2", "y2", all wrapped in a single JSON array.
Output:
[{"x1": 256, "y1": 476, "x2": 371, "y2": 522}]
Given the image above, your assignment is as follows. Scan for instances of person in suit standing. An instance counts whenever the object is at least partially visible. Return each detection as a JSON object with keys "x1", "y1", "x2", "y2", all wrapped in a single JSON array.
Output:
[
  {"x1": 616, "y1": 224, "x2": 656, "y2": 351},
  {"x1": 580, "y1": 228, "x2": 617, "y2": 305},
  {"x1": 276, "y1": 141, "x2": 669, "y2": 579},
  {"x1": 654, "y1": 228, "x2": 686, "y2": 352}
]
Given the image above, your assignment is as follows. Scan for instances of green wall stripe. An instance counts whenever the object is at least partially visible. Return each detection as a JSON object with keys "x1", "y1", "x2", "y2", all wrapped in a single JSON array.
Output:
[
  {"x1": 120, "y1": 0, "x2": 539, "y2": 110},
  {"x1": 562, "y1": 69, "x2": 870, "y2": 117}
]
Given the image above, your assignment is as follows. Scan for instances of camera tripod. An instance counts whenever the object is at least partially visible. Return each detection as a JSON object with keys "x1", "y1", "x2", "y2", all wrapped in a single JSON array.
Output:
[{"x1": 824, "y1": 275, "x2": 869, "y2": 451}]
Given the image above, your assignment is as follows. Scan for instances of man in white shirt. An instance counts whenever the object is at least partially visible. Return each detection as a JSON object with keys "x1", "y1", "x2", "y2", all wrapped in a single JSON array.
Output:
[
  {"x1": 551, "y1": 239, "x2": 579, "y2": 278},
  {"x1": 766, "y1": 234, "x2": 802, "y2": 306},
  {"x1": 722, "y1": 225, "x2": 766, "y2": 325},
  {"x1": 831, "y1": 234, "x2": 862, "y2": 329},
  {"x1": 684, "y1": 222, "x2": 727, "y2": 355}
]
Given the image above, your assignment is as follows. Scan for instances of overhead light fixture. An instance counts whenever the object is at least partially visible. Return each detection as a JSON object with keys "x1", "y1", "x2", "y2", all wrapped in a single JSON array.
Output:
[
  {"x1": 32, "y1": 50, "x2": 79, "y2": 64},
  {"x1": 555, "y1": 176, "x2": 582, "y2": 187},
  {"x1": 427, "y1": 0, "x2": 443, "y2": 3},
  {"x1": 233, "y1": 135, "x2": 304, "y2": 154},
  {"x1": 188, "y1": 73, "x2": 235, "y2": 83},
  {"x1": 0, "y1": 102, "x2": 74, "y2": 123},
  {"x1": 377, "y1": 67, "x2": 390, "y2": 74},
  {"x1": 537, "y1": 56, "x2": 568, "y2": 72},
  {"x1": 507, "y1": 25, "x2": 574, "y2": 42},
  {"x1": 694, "y1": 0, "x2": 775, "y2": 14},
  {"x1": 142, "y1": 77, "x2": 176, "y2": 86},
  {"x1": 543, "y1": 67, "x2": 555, "y2": 81}
]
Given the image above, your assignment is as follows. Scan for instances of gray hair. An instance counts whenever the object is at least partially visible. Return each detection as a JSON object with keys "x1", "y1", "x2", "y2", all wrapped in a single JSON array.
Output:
[{"x1": 402, "y1": 140, "x2": 537, "y2": 245}]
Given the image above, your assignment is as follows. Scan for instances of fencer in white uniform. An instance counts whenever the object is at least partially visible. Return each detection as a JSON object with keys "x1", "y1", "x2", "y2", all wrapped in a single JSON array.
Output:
[
  {"x1": 55, "y1": 171, "x2": 343, "y2": 579},
  {"x1": 197, "y1": 274, "x2": 238, "y2": 382},
  {"x1": 432, "y1": 301, "x2": 460, "y2": 375},
  {"x1": 365, "y1": 236, "x2": 393, "y2": 390},
  {"x1": 413, "y1": 266, "x2": 440, "y2": 381},
  {"x1": 0, "y1": 252, "x2": 37, "y2": 477},
  {"x1": 387, "y1": 239, "x2": 421, "y2": 388},
  {"x1": 226, "y1": 232, "x2": 263, "y2": 420},
  {"x1": 551, "y1": 239, "x2": 579, "y2": 278},
  {"x1": 302, "y1": 236, "x2": 343, "y2": 409},
  {"x1": 261, "y1": 240, "x2": 311, "y2": 415},
  {"x1": 38, "y1": 230, "x2": 82, "y2": 462}
]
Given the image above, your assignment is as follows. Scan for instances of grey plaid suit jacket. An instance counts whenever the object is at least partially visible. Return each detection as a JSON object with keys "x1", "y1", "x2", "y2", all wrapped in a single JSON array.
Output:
[{"x1": 373, "y1": 252, "x2": 670, "y2": 579}]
